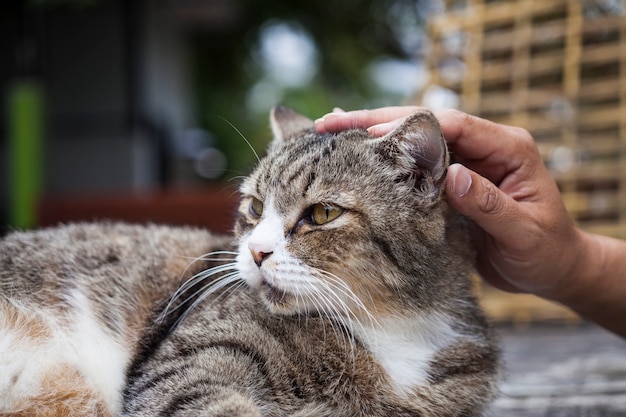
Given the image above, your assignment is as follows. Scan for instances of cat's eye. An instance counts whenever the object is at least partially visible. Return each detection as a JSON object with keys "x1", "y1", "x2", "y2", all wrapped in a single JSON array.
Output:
[
  {"x1": 250, "y1": 198, "x2": 264, "y2": 218},
  {"x1": 310, "y1": 204, "x2": 343, "y2": 225}
]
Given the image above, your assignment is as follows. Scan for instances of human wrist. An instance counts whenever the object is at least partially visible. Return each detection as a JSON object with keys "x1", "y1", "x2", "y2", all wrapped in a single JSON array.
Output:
[
  {"x1": 552, "y1": 230, "x2": 626, "y2": 335},
  {"x1": 545, "y1": 228, "x2": 599, "y2": 311}
]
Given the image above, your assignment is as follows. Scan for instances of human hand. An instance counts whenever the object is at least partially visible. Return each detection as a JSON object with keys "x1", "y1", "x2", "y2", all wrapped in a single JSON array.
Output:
[{"x1": 315, "y1": 107, "x2": 587, "y2": 301}]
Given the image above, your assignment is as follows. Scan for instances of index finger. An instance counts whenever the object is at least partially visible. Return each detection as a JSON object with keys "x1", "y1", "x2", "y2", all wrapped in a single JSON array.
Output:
[
  {"x1": 315, "y1": 106, "x2": 420, "y2": 133},
  {"x1": 435, "y1": 109, "x2": 540, "y2": 177}
]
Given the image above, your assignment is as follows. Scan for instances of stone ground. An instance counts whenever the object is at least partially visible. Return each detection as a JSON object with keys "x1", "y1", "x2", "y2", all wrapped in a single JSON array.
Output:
[{"x1": 486, "y1": 323, "x2": 626, "y2": 416}]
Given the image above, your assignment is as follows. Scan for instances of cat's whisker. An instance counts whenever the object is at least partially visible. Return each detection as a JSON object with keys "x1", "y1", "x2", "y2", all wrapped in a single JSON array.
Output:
[
  {"x1": 305, "y1": 274, "x2": 379, "y2": 364},
  {"x1": 312, "y1": 277, "x2": 378, "y2": 368},
  {"x1": 191, "y1": 257, "x2": 240, "y2": 263},
  {"x1": 316, "y1": 289, "x2": 349, "y2": 342},
  {"x1": 179, "y1": 250, "x2": 238, "y2": 258},
  {"x1": 303, "y1": 289, "x2": 338, "y2": 344},
  {"x1": 166, "y1": 263, "x2": 238, "y2": 312},
  {"x1": 227, "y1": 175, "x2": 248, "y2": 183},
  {"x1": 173, "y1": 251, "x2": 237, "y2": 278},
  {"x1": 177, "y1": 271, "x2": 241, "y2": 311},
  {"x1": 166, "y1": 251, "x2": 238, "y2": 308},
  {"x1": 301, "y1": 282, "x2": 355, "y2": 349},
  {"x1": 315, "y1": 281, "x2": 359, "y2": 344},
  {"x1": 171, "y1": 271, "x2": 243, "y2": 328},
  {"x1": 161, "y1": 263, "x2": 239, "y2": 322},
  {"x1": 309, "y1": 274, "x2": 373, "y2": 333},
  {"x1": 198, "y1": 250, "x2": 239, "y2": 257},
  {"x1": 177, "y1": 260, "x2": 238, "y2": 290},
  {"x1": 219, "y1": 116, "x2": 261, "y2": 164},
  {"x1": 315, "y1": 269, "x2": 384, "y2": 333},
  {"x1": 183, "y1": 251, "x2": 239, "y2": 263},
  {"x1": 210, "y1": 279, "x2": 247, "y2": 308}
]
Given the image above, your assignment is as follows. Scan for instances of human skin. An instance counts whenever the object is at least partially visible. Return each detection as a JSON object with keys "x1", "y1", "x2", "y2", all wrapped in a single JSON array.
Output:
[{"x1": 315, "y1": 106, "x2": 626, "y2": 337}]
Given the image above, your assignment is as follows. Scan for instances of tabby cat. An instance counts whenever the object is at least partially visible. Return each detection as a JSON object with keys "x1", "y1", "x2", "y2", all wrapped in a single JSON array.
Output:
[{"x1": 0, "y1": 107, "x2": 500, "y2": 417}]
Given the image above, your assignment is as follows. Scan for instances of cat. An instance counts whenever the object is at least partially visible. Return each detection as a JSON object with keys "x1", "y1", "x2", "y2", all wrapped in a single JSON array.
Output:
[{"x1": 0, "y1": 107, "x2": 500, "y2": 417}]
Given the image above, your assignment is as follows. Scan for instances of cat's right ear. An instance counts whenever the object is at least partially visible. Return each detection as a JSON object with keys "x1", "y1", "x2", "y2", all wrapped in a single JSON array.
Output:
[
  {"x1": 380, "y1": 109, "x2": 449, "y2": 201},
  {"x1": 270, "y1": 106, "x2": 315, "y2": 143}
]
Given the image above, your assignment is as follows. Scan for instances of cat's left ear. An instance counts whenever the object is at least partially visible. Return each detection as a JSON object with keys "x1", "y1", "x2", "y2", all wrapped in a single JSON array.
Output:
[
  {"x1": 381, "y1": 109, "x2": 449, "y2": 200},
  {"x1": 270, "y1": 106, "x2": 314, "y2": 143}
]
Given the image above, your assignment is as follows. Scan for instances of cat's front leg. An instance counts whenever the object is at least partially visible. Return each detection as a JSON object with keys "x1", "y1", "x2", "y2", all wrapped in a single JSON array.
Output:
[{"x1": 122, "y1": 387, "x2": 267, "y2": 417}]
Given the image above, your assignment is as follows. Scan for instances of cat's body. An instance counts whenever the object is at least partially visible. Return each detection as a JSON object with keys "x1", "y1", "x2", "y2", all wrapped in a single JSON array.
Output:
[{"x1": 0, "y1": 108, "x2": 500, "y2": 417}]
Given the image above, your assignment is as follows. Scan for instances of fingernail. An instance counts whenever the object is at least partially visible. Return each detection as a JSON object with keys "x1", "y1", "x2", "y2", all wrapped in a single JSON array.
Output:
[
  {"x1": 450, "y1": 165, "x2": 472, "y2": 197},
  {"x1": 367, "y1": 120, "x2": 401, "y2": 137}
]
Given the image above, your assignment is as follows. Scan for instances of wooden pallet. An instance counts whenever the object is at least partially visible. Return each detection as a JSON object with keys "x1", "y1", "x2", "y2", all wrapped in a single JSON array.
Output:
[
  {"x1": 420, "y1": 0, "x2": 626, "y2": 323},
  {"x1": 421, "y1": 0, "x2": 626, "y2": 238}
]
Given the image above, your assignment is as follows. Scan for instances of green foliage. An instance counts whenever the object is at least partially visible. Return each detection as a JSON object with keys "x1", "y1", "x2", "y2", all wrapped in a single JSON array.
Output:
[{"x1": 192, "y1": 0, "x2": 427, "y2": 178}]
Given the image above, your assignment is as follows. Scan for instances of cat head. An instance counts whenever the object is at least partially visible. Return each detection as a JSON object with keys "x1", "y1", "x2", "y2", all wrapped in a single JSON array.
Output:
[{"x1": 235, "y1": 106, "x2": 463, "y2": 319}]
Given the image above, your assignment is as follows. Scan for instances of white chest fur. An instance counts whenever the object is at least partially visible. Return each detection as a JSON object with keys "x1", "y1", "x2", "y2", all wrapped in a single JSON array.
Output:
[{"x1": 356, "y1": 314, "x2": 461, "y2": 395}]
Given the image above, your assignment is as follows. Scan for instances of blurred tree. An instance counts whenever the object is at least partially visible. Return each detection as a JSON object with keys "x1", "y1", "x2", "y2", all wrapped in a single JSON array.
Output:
[{"x1": 192, "y1": 0, "x2": 435, "y2": 177}]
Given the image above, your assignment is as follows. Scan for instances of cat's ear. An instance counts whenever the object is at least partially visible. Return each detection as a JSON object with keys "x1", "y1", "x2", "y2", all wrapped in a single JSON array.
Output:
[
  {"x1": 270, "y1": 106, "x2": 314, "y2": 143},
  {"x1": 381, "y1": 109, "x2": 449, "y2": 200}
]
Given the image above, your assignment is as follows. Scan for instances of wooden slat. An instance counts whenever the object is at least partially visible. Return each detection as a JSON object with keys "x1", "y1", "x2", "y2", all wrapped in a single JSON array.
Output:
[
  {"x1": 424, "y1": 0, "x2": 626, "y2": 244},
  {"x1": 561, "y1": 190, "x2": 619, "y2": 217},
  {"x1": 577, "y1": 106, "x2": 624, "y2": 130},
  {"x1": 460, "y1": 0, "x2": 485, "y2": 114},
  {"x1": 426, "y1": 0, "x2": 626, "y2": 323},
  {"x1": 580, "y1": 41, "x2": 623, "y2": 66},
  {"x1": 481, "y1": 19, "x2": 567, "y2": 55},
  {"x1": 552, "y1": 160, "x2": 620, "y2": 182},
  {"x1": 480, "y1": 16, "x2": 623, "y2": 56},
  {"x1": 481, "y1": 50, "x2": 567, "y2": 84},
  {"x1": 578, "y1": 78, "x2": 624, "y2": 102},
  {"x1": 618, "y1": 15, "x2": 626, "y2": 235},
  {"x1": 582, "y1": 14, "x2": 626, "y2": 35},
  {"x1": 480, "y1": 87, "x2": 563, "y2": 113},
  {"x1": 430, "y1": 0, "x2": 568, "y2": 31}
]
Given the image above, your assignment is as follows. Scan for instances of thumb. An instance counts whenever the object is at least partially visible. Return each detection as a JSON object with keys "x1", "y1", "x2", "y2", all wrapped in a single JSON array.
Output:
[{"x1": 446, "y1": 163, "x2": 524, "y2": 242}]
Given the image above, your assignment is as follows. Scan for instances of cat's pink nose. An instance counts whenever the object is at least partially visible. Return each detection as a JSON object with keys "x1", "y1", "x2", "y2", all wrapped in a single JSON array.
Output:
[
  {"x1": 250, "y1": 249, "x2": 272, "y2": 267},
  {"x1": 248, "y1": 238, "x2": 274, "y2": 267},
  {"x1": 248, "y1": 239, "x2": 272, "y2": 267}
]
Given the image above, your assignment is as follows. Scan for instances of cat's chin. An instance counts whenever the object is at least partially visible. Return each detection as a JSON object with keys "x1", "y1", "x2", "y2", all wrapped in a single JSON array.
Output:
[{"x1": 259, "y1": 280, "x2": 297, "y2": 315}]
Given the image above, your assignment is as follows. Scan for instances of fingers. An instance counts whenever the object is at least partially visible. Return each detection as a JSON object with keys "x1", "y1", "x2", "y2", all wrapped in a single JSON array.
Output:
[
  {"x1": 366, "y1": 120, "x2": 404, "y2": 136},
  {"x1": 435, "y1": 109, "x2": 542, "y2": 186},
  {"x1": 436, "y1": 109, "x2": 536, "y2": 163},
  {"x1": 316, "y1": 108, "x2": 538, "y2": 184},
  {"x1": 446, "y1": 163, "x2": 533, "y2": 247},
  {"x1": 315, "y1": 106, "x2": 420, "y2": 134}
]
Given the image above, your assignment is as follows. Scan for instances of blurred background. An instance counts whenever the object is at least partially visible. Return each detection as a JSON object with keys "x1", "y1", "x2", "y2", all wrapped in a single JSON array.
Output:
[
  {"x1": 3, "y1": 1, "x2": 626, "y2": 412},
  {"x1": 1, "y1": 0, "x2": 440, "y2": 235},
  {"x1": 2, "y1": 0, "x2": 626, "y2": 322}
]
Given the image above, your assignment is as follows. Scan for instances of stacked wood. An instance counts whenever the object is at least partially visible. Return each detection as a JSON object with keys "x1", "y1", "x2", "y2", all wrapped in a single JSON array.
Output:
[
  {"x1": 422, "y1": 0, "x2": 626, "y2": 238},
  {"x1": 421, "y1": 0, "x2": 626, "y2": 323}
]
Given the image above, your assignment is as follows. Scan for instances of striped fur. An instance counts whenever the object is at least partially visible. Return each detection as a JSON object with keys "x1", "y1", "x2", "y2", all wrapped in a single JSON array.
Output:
[{"x1": 0, "y1": 107, "x2": 499, "y2": 416}]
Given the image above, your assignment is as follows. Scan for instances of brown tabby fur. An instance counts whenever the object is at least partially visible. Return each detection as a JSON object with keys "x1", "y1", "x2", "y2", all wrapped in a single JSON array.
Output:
[{"x1": 0, "y1": 107, "x2": 499, "y2": 416}]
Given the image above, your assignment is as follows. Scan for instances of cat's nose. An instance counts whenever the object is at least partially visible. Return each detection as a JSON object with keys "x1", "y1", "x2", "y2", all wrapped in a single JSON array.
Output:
[
  {"x1": 250, "y1": 248, "x2": 272, "y2": 267},
  {"x1": 249, "y1": 241, "x2": 273, "y2": 267}
]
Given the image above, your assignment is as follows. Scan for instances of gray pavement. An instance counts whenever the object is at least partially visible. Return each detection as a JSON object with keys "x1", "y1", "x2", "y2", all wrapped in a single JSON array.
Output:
[{"x1": 487, "y1": 323, "x2": 626, "y2": 416}]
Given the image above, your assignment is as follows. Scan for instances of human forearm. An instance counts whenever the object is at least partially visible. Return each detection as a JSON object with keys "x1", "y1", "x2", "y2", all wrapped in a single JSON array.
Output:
[{"x1": 556, "y1": 230, "x2": 626, "y2": 337}]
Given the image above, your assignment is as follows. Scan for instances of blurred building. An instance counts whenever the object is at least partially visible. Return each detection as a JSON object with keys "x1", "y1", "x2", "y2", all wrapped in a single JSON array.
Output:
[{"x1": 1, "y1": 0, "x2": 236, "y2": 231}]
